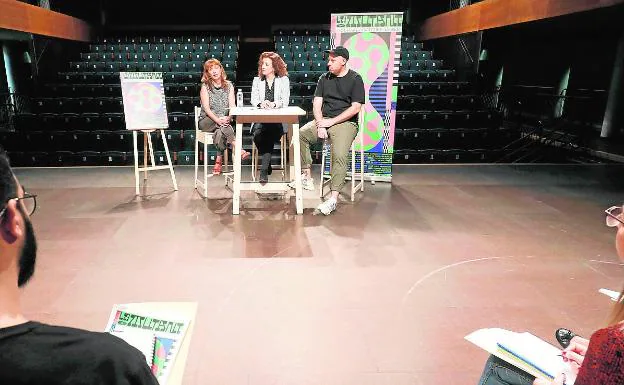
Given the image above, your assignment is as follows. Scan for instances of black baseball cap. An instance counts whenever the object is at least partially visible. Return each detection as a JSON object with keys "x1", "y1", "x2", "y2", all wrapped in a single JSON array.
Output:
[{"x1": 325, "y1": 46, "x2": 349, "y2": 60}]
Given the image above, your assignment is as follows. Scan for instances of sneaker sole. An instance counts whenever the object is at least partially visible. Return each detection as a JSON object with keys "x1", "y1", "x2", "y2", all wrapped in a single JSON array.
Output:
[{"x1": 288, "y1": 183, "x2": 315, "y2": 191}]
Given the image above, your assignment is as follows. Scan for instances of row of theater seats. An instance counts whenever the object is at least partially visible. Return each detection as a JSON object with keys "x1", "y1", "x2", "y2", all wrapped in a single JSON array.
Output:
[
  {"x1": 397, "y1": 95, "x2": 481, "y2": 111},
  {"x1": 68, "y1": 60, "x2": 234, "y2": 73},
  {"x1": 23, "y1": 94, "x2": 321, "y2": 119},
  {"x1": 275, "y1": 35, "x2": 330, "y2": 44},
  {"x1": 7, "y1": 148, "x2": 498, "y2": 168},
  {"x1": 399, "y1": 59, "x2": 444, "y2": 71},
  {"x1": 393, "y1": 149, "x2": 494, "y2": 163},
  {"x1": 6, "y1": 150, "x2": 225, "y2": 167},
  {"x1": 396, "y1": 111, "x2": 498, "y2": 129},
  {"x1": 89, "y1": 43, "x2": 237, "y2": 54},
  {"x1": 13, "y1": 108, "x2": 495, "y2": 134},
  {"x1": 2, "y1": 130, "x2": 196, "y2": 152},
  {"x1": 96, "y1": 35, "x2": 237, "y2": 45},
  {"x1": 41, "y1": 79, "x2": 316, "y2": 98},
  {"x1": 5, "y1": 126, "x2": 496, "y2": 155},
  {"x1": 398, "y1": 70, "x2": 456, "y2": 81},
  {"x1": 398, "y1": 81, "x2": 472, "y2": 95},
  {"x1": 276, "y1": 42, "x2": 331, "y2": 53},
  {"x1": 395, "y1": 128, "x2": 491, "y2": 149},
  {"x1": 78, "y1": 52, "x2": 236, "y2": 64},
  {"x1": 279, "y1": 51, "x2": 329, "y2": 61},
  {"x1": 40, "y1": 74, "x2": 203, "y2": 97},
  {"x1": 28, "y1": 96, "x2": 196, "y2": 115},
  {"x1": 13, "y1": 112, "x2": 193, "y2": 132}
]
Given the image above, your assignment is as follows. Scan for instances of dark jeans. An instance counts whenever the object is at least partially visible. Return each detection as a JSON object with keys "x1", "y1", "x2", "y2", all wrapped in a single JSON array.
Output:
[
  {"x1": 252, "y1": 123, "x2": 283, "y2": 155},
  {"x1": 477, "y1": 355, "x2": 535, "y2": 385}
]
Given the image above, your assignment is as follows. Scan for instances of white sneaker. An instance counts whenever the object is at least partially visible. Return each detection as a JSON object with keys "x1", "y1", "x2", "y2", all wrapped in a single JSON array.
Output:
[
  {"x1": 315, "y1": 198, "x2": 337, "y2": 215},
  {"x1": 289, "y1": 173, "x2": 315, "y2": 191}
]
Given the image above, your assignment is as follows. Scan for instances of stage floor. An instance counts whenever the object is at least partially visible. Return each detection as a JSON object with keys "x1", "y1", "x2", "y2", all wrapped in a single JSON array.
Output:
[{"x1": 14, "y1": 164, "x2": 624, "y2": 384}]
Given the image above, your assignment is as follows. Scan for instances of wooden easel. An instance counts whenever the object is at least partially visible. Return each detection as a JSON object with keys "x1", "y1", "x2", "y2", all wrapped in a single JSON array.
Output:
[{"x1": 132, "y1": 129, "x2": 178, "y2": 196}]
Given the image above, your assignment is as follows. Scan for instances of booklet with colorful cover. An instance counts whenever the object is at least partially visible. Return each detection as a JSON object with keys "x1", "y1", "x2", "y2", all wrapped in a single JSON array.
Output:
[{"x1": 104, "y1": 304, "x2": 191, "y2": 385}]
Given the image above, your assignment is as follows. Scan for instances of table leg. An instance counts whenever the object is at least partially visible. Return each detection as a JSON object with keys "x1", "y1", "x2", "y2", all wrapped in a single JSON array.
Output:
[
  {"x1": 233, "y1": 122, "x2": 243, "y2": 215},
  {"x1": 292, "y1": 123, "x2": 303, "y2": 214}
]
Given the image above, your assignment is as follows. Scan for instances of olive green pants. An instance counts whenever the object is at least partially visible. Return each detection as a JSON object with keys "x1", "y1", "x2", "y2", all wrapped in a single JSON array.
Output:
[{"x1": 299, "y1": 120, "x2": 358, "y2": 192}]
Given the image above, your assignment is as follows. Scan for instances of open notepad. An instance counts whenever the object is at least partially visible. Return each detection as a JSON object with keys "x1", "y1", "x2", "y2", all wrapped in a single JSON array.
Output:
[
  {"x1": 104, "y1": 304, "x2": 192, "y2": 385},
  {"x1": 465, "y1": 328, "x2": 577, "y2": 385}
]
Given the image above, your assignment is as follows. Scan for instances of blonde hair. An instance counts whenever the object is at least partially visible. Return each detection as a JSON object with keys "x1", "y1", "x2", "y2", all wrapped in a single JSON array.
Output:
[
  {"x1": 257, "y1": 51, "x2": 288, "y2": 79},
  {"x1": 607, "y1": 286, "x2": 624, "y2": 326},
  {"x1": 201, "y1": 59, "x2": 230, "y2": 92}
]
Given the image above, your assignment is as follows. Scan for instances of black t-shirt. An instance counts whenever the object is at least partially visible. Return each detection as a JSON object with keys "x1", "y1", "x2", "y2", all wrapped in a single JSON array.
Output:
[
  {"x1": 314, "y1": 69, "x2": 365, "y2": 122},
  {"x1": 0, "y1": 321, "x2": 159, "y2": 385}
]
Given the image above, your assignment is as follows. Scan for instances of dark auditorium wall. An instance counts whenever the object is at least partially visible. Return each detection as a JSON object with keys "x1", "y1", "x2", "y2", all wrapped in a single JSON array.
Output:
[
  {"x1": 474, "y1": 5, "x2": 624, "y2": 131},
  {"x1": 49, "y1": 0, "x2": 102, "y2": 25},
  {"x1": 98, "y1": 0, "x2": 410, "y2": 33},
  {"x1": 481, "y1": 5, "x2": 622, "y2": 90}
]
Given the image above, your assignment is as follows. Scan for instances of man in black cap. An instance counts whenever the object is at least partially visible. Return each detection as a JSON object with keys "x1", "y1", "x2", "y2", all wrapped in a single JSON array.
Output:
[{"x1": 292, "y1": 45, "x2": 365, "y2": 215}]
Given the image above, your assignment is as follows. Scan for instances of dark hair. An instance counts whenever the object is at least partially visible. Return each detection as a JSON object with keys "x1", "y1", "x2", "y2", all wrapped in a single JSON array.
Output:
[{"x1": 0, "y1": 146, "x2": 17, "y2": 205}]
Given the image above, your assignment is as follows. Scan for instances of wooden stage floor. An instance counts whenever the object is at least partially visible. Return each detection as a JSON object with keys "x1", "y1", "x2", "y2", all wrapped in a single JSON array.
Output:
[{"x1": 14, "y1": 164, "x2": 624, "y2": 384}]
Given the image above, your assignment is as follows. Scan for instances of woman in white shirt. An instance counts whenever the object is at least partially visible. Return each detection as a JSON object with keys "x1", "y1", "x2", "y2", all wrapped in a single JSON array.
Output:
[{"x1": 250, "y1": 52, "x2": 290, "y2": 183}]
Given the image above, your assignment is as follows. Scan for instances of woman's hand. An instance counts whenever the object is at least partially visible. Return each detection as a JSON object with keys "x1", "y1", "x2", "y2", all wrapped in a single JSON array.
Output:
[
  {"x1": 562, "y1": 336, "x2": 589, "y2": 367},
  {"x1": 260, "y1": 100, "x2": 276, "y2": 109},
  {"x1": 216, "y1": 116, "x2": 229, "y2": 127}
]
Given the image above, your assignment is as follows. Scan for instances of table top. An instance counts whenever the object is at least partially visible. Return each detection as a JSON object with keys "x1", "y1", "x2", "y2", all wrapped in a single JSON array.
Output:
[{"x1": 229, "y1": 106, "x2": 307, "y2": 116}]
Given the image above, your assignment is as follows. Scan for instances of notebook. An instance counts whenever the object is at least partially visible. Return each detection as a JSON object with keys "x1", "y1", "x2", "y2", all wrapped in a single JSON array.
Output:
[
  {"x1": 497, "y1": 331, "x2": 569, "y2": 380},
  {"x1": 110, "y1": 329, "x2": 156, "y2": 367},
  {"x1": 465, "y1": 328, "x2": 576, "y2": 385}
]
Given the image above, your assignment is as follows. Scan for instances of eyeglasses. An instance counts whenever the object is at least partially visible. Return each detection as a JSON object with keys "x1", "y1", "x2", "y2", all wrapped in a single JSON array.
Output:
[
  {"x1": 605, "y1": 205, "x2": 624, "y2": 227},
  {"x1": 0, "y1": 190, "x2": 38, "y2": 218}
]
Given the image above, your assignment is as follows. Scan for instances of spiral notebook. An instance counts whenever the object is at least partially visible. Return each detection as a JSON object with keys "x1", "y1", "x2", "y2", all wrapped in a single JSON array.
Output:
[{"x1": 465, "y1": 328, "x2": 576, "y2": 385}]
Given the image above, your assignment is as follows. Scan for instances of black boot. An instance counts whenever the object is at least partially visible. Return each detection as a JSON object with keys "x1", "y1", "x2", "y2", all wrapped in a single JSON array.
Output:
[{"x1": 259, "y1": 153, "x2": 271, "y2": 184}]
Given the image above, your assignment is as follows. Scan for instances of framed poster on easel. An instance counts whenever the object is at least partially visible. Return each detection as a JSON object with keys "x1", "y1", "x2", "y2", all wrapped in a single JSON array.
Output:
[{"x1": 119, "y1": 72, "x2": 178, "y2": 195}]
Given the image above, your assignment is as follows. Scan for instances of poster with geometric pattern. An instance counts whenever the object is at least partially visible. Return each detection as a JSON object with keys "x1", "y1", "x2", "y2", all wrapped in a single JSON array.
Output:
[
  {"x1": 120, "y1": 72, "x2": 168, "y2": 130},
  {"x1": 330, "y1": 12, "x2": 403, "y2": 181}
]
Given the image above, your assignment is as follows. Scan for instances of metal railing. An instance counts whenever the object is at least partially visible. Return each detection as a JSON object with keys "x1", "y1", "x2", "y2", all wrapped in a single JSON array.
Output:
[
  {"x1": 493, "y1": 85, "x2": 608, "y2": 162},
  {"x1": 0, "y1": 93, "x2": 30, "y2": 131},
  {"x1": 457, "y1": 36, "x2": 474, "y2": 65}
]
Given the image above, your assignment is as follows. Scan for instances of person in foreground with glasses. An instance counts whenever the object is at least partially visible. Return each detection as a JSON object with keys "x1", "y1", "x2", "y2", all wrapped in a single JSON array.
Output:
[
  {"x1": 476, "y1": 205, "x2": 624, "y2": 385},
  {"x1": 0, "y1": 147, "x2": 159, "y2": 384}
]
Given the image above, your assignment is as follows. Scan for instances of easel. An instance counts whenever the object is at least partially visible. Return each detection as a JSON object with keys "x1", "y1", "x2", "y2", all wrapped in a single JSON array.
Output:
[{"x1": 132, "y1": 129, "x2": 178, "y2": 196}]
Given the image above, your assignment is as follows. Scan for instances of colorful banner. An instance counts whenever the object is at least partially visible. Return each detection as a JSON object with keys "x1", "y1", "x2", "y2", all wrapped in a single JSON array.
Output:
[
  {"x1": 331, "y1": 12, "x2": 403, "y2": 181},
  {"x1": 120, "y1": 72, "x2": 168, "y2": 130}
]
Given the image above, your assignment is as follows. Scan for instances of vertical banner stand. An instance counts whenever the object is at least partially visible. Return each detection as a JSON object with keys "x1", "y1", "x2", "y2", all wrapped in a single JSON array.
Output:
[{"x1": 330, "y1": 12, "x2": 405, "y2": 184}]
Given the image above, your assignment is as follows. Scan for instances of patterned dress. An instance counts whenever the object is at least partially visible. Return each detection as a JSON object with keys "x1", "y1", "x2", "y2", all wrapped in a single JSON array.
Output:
[{"x1": 198, "y1": 81, "x2": 234, "y2": 151}]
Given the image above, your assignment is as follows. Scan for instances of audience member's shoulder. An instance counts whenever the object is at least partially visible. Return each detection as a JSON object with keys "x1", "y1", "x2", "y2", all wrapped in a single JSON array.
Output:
[
  {"x1": 0, "y1": 322, "x2": 157, "y2": 384},
  {"x1": 34, "y1": 322, "x2": 144, "y2": 356},
  {"x1": 588, "y1": 323, "x2": 624, "y2": 347},
  {"x1": 603, "y1": 322, "x2": 624, "y2": 337}
]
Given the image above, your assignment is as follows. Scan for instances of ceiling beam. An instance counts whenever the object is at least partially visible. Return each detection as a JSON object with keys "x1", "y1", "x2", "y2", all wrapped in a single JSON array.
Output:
[
  {"x1": 419, "y1": 0, "x2": 624, "y2": 40},
  {"x1": 0, "y1": 0, "x2": 92, "y2": 42}
]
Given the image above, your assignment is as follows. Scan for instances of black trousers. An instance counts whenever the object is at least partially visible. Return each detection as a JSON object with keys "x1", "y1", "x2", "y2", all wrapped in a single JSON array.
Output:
[{"x1": 252, "y1": 123, "x2": 283, "y2": 155}]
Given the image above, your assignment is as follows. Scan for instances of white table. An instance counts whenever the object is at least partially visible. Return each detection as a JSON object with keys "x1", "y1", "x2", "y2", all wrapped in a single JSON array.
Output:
[{"x1": 229, "y1": 106, "x2": 307, "y2": 215}]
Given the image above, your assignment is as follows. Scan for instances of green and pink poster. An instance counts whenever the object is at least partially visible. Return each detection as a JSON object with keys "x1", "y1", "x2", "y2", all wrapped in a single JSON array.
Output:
[{"x1": 331, "y1": 12, "x2": 403, "y2": 182}]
